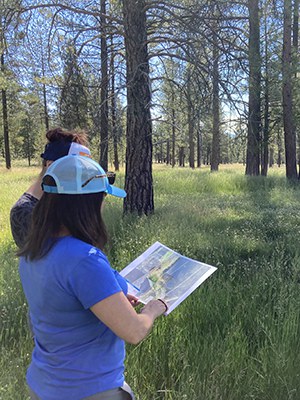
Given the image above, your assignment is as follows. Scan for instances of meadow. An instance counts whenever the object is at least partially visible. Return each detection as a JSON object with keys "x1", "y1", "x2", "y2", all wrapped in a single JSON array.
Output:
[{"x1": 1, "y1": 162, "x2": 300, "y2": 400}]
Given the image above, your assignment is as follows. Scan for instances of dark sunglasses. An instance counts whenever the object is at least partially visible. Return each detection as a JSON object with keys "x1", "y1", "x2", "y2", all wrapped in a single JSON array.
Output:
[
  {"x1": 81, "y1": 171, "x2": 116, "y2": 188},
  {"x1": 106, "y1": 171, "x2": 116, "y2": 185}
]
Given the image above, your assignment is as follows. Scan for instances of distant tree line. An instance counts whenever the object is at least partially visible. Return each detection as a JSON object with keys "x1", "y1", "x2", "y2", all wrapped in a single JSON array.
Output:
[{"x1": 0, "y1": 0, "x2": 299, "y2": 214}]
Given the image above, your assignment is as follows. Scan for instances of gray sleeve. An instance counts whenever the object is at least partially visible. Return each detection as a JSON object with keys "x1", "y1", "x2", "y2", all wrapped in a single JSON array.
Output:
[{"x1": 10, "y1": 193, "x2": 39, "y2": 248}]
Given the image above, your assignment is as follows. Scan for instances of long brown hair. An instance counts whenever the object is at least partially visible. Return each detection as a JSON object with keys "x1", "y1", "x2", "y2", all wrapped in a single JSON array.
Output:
[{"x1": 18, "y1": 177, "x2": 107, "y2": 260}]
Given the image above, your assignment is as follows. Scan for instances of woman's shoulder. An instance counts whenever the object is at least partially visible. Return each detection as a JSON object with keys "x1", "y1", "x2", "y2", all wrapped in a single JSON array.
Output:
[{"x1": 55, "y1": 236, "x2": 108, "y2": 263}]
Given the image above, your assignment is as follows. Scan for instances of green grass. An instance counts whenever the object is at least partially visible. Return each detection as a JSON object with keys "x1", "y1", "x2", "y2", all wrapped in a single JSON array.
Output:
[{"x1": 1, "y1": 162, "x2": 300, "y2": 399}]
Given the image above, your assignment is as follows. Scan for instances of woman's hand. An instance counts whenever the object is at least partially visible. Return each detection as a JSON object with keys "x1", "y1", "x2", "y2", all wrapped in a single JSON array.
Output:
[
  {"x1": 140, "y1": 299, "x2": 168, "y2": 319},
  {"x1": 127, "y1": 294, "x2": 140, "y2": 308}
]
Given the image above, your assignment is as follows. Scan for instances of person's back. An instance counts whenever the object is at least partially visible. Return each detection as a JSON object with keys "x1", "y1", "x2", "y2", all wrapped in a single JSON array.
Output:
[{"x1": 20, "y1": 237, "x2": 127, "y2": 399}]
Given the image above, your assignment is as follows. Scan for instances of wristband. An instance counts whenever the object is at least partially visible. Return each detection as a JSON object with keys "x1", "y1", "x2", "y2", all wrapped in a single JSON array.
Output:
[{"x1": 157, "y1": 298, "x2": 168, "y2": 312}]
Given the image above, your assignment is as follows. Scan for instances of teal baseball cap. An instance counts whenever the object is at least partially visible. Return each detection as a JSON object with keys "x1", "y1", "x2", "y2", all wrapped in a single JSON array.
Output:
[{"x1": 42, "y1": 155, "x2": 126, "y2": 198}]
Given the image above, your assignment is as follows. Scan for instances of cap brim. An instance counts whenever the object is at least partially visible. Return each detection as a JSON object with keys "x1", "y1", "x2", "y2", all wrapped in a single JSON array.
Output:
[{"x1": 107, "y1": 185, "x2": 126, "y2": 198}]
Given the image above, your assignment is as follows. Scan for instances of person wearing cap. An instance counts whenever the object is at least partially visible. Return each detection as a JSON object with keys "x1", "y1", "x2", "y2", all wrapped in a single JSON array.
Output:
[
  {"x1": 10, "y1": 128, "x2": 91, "y2": 248},
  {"x1": 18, "y1": 155, "x2": 168, "y2": 400}
]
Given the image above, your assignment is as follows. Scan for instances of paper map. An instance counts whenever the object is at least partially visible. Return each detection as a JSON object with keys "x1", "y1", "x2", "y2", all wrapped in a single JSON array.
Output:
[{"x1": 120, "y1": 242, "x2": 217, "y2": 315}]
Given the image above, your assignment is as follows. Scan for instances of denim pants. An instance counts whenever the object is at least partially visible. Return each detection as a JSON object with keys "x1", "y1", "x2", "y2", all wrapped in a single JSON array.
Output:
[{"x1": 28, "y1": 382, "x2": 135, "y2": 400}]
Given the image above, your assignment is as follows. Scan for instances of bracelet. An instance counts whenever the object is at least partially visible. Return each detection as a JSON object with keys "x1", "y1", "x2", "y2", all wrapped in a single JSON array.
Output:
[{"x1": 157, "y1": 298, "x2": 168, "y2": 312}]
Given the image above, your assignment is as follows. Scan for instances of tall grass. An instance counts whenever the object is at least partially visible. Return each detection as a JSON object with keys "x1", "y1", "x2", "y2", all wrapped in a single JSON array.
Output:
[{"x1": 1, "y1": 163, "x2": 300, "y2": 399}]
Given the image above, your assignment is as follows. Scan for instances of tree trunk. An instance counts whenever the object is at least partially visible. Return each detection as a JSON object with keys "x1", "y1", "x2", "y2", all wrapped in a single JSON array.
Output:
[
  {"x1": 42, "y1": 83, "x2": 49, "y2": 132},
  {"x1": 1, "y1": 52, "x2": 10, "y2": 169},
  {"x1": 187, "y1": 108, "x2": 194, "y2": 168},
  {"x1": 197, "y1": 124, "x2": 202, "y2": 168},
  {"x1": 211, "y1": 13, "x2": 220, "y2": 172},
  {"x1": 170, "y1": 90, "x2": 176, "y2": 168},
  {"x1": 41, "y1": 57, "x2": 49, "y2": 131},
  {"x1": 166, "y1": 139, "x2": 170, "y2": 164},
  {"x1": 99, "y1": 0, "x2": 109, "y2": 170},
  {"x1": 261, "y1": 12, "x2": 269, "y2": 177},
  {"x1": 277, "y1": 126, "x2": 283, "y2": 167},
  {"x1": 179, "y1": 147, "x2": 185, "y2": 167},
  {"x1": 27, "y1": 129, "x2": 31, "y2": 166},
  {"x1": 123, "y1": 0, "x2": 154, "y2": 214},
  {"x1": 206, "y1": 144, "x2": 211, "y2": 165},
  {"x1": 187, "y1": 69, "x2": 195, "y2": 168},
  {"x1": 171, "y1": 101, "x2": 176, "y2": 168},
  {"x1": 246, "y1": 0, "x2": 261, "y2": 176},
  {"x1": 282, "y1": 0, "x2": 297, "y2": 179},
  {"x1": 269, "y1": 147, "x2": 274, "y2": 167},
  {"x1": 292, "y1": 0, "x2": 300, "y2": 178},
  {"x1": 110, "y1": 36, "x2": 119, "y2": 171}
]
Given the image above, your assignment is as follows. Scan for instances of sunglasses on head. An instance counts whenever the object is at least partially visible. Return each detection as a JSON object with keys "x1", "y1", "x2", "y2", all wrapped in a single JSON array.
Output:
[{"x1": 81, "y1": 171, "x2": 116, "y2": 188}]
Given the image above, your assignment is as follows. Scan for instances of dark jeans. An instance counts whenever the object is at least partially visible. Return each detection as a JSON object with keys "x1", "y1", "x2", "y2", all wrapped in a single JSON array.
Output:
[{"x1": 28, "y1": 383, "x2": 135, "y2": 400}]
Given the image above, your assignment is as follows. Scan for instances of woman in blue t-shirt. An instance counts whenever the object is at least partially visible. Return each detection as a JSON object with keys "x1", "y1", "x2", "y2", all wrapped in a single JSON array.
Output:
[{"x1": 18, "y1": 155, "x2": 168, "y2": 400}]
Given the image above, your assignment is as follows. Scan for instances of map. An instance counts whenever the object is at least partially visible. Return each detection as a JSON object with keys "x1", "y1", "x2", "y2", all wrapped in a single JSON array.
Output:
[{"x1": 120, "y1": 242, "x2": 217, "y2": 315}]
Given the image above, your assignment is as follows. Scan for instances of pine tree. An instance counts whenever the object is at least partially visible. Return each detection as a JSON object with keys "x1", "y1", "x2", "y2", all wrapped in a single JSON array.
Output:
[{"x1": 59, "y1": 41, "x2": 88, "y2": 130}]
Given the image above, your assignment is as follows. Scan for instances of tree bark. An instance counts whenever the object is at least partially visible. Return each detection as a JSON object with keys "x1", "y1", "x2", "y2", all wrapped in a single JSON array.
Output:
[
  {"x1": 110, "y1": 36, "x2": 119, "y2": 171},
  {"x1": 211, "y1": 13, "x2": 220, "y2": 172},
  {"x1": 246, "y1": 0, "x2": 261, "y2": 176},
  {"x1": 197, "y1": 124, "x2": 202, "y2": 168},
  {"x1": 171, "y1": 94, "x2": 176, "y2": 168},
  {"x1": 282, "y1": 0, "x2": 297, "y2": 179},
  {"x1": 99, "y1": 0, "x2": 109, "y2": 170},
  {"x1": 41, "y1": 57, "x2": 49, "y2": 131},
  {"x1": 276, "y1": 126, "x2": 283, "y2": 167},
  {"x1": 269, "y1": 147, "x2": 274, "y2": 167},
  {"x1": 123, "y1": 0, "x2": 154, "y2": 214},
  {"x1": 179, "y1": 147, "x2": 185, "y2": 167},
  {"x1": 187, "y1": 69, "x2": 195, "y2": 168},
  {"x1": 166, "y1": 139, "x2": 170, "y2": 165},
  {"x1": 292, "y1": 0, "x2": 299, "y2": 49},
  {"x1": 1, "y1": 52, "x2": 10, "y2": 169},
  {"x1": 292, "y1": 0, "x2": 300, "y2": 178},
  {"x1": 261, "y1": 12, "x2": 269, "y2": 177},
  {"x1": 27, "y1": 129, "x2": 31, "y2": 166}
]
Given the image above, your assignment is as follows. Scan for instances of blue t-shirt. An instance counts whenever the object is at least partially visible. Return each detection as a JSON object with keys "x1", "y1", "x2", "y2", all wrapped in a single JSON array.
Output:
[{"x1": 19, "y1": 236, "x2": 128, "y2": 400}]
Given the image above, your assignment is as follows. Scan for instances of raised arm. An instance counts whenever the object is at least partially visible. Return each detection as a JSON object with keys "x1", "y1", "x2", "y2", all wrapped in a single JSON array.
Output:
[{"x1": 10, "y1": 164, "x2": 51, "y2": 248}]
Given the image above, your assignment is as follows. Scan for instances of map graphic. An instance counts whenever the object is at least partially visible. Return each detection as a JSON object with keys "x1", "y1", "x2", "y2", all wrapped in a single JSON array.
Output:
[{"x1": 120, "y1": 242, "x2": 217, "y2": 315}]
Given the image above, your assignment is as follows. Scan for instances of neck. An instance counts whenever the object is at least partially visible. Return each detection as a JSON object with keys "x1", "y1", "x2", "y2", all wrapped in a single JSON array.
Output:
[{"x1": 57, "y1": 226, "x2": 70, "y2": 237}]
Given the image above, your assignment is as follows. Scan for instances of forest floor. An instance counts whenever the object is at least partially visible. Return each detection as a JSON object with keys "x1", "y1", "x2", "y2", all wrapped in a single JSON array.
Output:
[{"x1": 1, "y1": 162, "x2": 300, "y2": 400}]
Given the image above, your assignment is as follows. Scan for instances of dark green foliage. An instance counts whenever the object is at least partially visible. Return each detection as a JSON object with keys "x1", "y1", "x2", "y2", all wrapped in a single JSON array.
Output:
[{"x1": 59, "y1": 42, "x2": 88, "y2": 130}]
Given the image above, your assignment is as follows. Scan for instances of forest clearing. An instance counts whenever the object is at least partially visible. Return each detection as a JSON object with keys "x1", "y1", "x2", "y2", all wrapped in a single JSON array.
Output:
[
  {"x1": 1, "y1": 163, "x2": 300, "y2": 400},
  {"x1": 1, "y1": 1, "x2": 300, "y2": 399}
]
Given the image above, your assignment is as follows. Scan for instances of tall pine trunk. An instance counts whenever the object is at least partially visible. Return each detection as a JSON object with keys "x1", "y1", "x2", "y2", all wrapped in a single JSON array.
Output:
[
  {"x1": 1, "y1": 51, "x2": 10, "y2": 169},
  {"x1": 197, "y1": 123, "x2": 202, "y2": 168},
  {"x1": 246, "y1": 0, "x2": 261, "y2": 176},
  {"x1": 171, "y1": 92, "x2": 176, "y2": 168},
  {"x1": 123, "y1": 0, "x2": 154, "y2": 214},
  {"x1": 261, "y1": 11, "x2": 269, "y2": 176},
  {"x1": 166, "y1": 139, "x2": 170, "y2": 165},
  {"x1": 41, "y1": 57, "x2": 49, "y2": 131},
  {"x1": 110, "y1": 36, "x2": 119, "y2": 171},
  {"x1": 211, "y1": 12, "x2": 220, "y2": 172},
  {"x1": 187, "y1": 70, "x2": 195, "y2": 169},
  {"x1": 292, "y1": 0, "x2": 300, "y2": 178},
  {"x1": 99, "y1": 0, "x2": 109, "y2": 170},
  {"x1": 282, "y1": 0, "x2": 297, "y2": 179}
]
